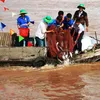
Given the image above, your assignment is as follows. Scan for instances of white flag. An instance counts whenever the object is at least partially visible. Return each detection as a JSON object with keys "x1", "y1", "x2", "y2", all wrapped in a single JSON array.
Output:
[{"x1": 12, "y1": 12, "x2": 17, "y2": 17}]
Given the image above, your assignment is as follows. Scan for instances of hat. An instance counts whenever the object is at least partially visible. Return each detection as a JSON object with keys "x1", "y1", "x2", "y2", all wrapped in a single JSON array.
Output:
[
  {"x1": 20, "y1": 9, "x2": 27, "y2": 14},
  {"x1": 77, "y1": 4, "x2": 85, "y2": 9},
  {"x1": 43, "y1": 16, "x2": 53, "y2": 24}
]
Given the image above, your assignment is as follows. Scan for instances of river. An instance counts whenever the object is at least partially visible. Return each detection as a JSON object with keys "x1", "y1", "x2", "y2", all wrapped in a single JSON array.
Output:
[{"x1": 0, "y1": 63, "x2": 100, "y2": 100}]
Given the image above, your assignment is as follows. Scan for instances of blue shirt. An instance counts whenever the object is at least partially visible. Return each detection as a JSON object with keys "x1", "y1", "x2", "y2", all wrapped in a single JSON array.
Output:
[
  {"x1": 48, "y1": 19, "x2": 62, "y2": 27},
  {"x1": 52, "y1": 19, "x2": 61, "y2": 27},
  {"x1": 63, "y1": 17, "x2": 74, "y2": 29},
  {"x1": 17, "y1": 15, "x2": 30, "y2": 28}
]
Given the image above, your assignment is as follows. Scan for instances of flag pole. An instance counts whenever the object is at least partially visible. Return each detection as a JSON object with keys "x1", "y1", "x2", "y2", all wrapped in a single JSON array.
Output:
[{"x1": 95, "y1": 31, "x2": 98, "y2": 44}]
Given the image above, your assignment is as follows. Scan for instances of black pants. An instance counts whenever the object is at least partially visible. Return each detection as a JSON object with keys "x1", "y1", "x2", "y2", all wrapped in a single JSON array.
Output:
[
  {"x1": 11, "y1": 33, "x2": 29, "y2": 47},
  {"x1": 74, "y1": 31, "x2": 84, "y2": 52},
  {"x1": 19, "y1": 36, "x2": 29, "y2": 46}
]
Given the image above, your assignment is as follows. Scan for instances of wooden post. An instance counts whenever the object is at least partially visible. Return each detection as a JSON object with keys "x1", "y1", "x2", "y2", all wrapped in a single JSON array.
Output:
[
  {"x1": 95, "y1": 31, "x2": 98, "y2": 44},
  {"x1": 0, "y1": 32, "x2": 12, "y2": 47}
]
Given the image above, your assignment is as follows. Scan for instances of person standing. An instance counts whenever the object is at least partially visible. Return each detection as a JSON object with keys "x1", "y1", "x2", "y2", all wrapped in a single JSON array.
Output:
[
  {"x1": 72, "y1": 18, "x2": 85, "y2": 53},
  {"x1": 17, "y1": 9, "x2": 30, "y2": 46},
  {"x1": 73, "y1": 4, "x2": 89, "y2": 32},
  {"x1": 35, "y1": 16, "x2": 53, "y2": 47}
]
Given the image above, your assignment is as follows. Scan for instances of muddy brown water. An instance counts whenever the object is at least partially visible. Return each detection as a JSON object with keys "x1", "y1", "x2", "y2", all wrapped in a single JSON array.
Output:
[{"x1": 0, "y1": 63, "x2": 100, "y2": 100}]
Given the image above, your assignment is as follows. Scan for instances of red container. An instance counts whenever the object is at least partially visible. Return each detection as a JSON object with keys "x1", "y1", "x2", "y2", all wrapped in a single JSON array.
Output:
[{"x1": 19, "y1": 28, "x2": 29, "y2": 37}]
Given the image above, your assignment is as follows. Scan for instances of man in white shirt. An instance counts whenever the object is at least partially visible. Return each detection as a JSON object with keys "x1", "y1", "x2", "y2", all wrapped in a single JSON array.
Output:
[
  {"x1": 71, "y1": 18, "x2": 85, "y2": 53},
  {"x1": 35, "y1": 16, "x2": 53, "y2": 47}
]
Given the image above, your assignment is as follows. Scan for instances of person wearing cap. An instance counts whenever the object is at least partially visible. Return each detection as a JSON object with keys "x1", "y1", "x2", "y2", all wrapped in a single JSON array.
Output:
[
  {"x1": 73, "y1": 4, "x2": 89, "y2": 32},
  {"x1": 17, "y1": 9, "x2": 30, "y2": 46},
  {"x1": 35, "y1": 16, "x2": 53, "y2": 47},
  {"x1": 17, "y1": 9, "x2": 30, "y2": 28}
]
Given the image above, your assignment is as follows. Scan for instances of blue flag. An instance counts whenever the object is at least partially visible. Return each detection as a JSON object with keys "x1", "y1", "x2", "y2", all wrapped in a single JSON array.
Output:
[
  {"x1": 0, "y1": 22, "x2": 6, "y2": 30},
  {"x1": 30, "y1": 21, "x2": 35, "y2": 24}
]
